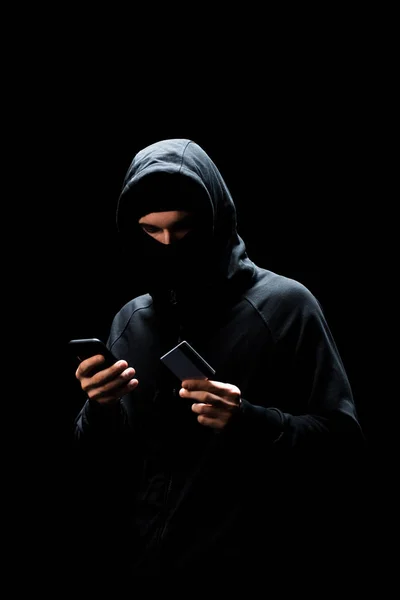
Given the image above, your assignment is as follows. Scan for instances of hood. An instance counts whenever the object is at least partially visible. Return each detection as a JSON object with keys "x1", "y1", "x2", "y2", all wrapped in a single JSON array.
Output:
[{"x1": 116, "y1": 138, "x2": 254, "y2": 294}]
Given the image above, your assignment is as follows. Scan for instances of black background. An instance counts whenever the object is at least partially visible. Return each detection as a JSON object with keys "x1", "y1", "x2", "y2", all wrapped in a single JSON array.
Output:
[{"x1": 10, "y1": 12, "x2": 395, "y2": 588}]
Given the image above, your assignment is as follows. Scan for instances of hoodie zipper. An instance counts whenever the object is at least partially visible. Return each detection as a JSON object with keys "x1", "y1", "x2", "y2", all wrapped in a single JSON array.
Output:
[
  {"x1": 169, "y1": 289, "x2": 177, "y2": 306},
  {"x1": 152, "y1": 288, "x2": 186, "y2": 546},
  {"x1": 154, "y1": 473, "x2": 174, "y2": 546}
]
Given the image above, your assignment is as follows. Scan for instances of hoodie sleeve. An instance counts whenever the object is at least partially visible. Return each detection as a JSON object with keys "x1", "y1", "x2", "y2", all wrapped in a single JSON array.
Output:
[
  {"x1": 238, "y1": 280, "x2": 365, "y2": 455},
  {"x1": 74, "y1": 397, "x2": 128, "y2": 445}
]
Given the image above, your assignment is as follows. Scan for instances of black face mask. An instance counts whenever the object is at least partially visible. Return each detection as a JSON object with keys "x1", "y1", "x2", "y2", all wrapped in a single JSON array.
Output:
[{"x1": 138, "y1": 227, "x2": 213, "y2": 293}]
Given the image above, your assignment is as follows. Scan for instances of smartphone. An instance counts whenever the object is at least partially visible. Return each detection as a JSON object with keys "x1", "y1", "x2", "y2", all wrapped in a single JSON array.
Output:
[
  {"x1": 160, "y1": 340, "x2": 215, "y2": 381},
  {"x1": 68, "y1": 338, "x2": 118, "y2": 369}
]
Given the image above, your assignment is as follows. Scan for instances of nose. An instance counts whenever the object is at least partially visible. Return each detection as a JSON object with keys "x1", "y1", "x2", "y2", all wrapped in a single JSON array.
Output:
[
  {"x1": 162, "y1": 230, "x2": 172, "y2": 244},
  {"x1": 162, "y1": 229, "x2": 181, "y2": 245}
]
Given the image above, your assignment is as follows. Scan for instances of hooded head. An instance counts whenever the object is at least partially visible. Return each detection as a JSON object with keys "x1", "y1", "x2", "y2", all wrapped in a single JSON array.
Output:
[{"x1": 116, "y1": 139, "x2": 253, "y2": 298}]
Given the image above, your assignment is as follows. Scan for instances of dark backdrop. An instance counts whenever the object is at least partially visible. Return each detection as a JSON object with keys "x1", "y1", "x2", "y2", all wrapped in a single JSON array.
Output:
[{"x1": 13, "y1": 25, "x2": 393, "y2": 587}]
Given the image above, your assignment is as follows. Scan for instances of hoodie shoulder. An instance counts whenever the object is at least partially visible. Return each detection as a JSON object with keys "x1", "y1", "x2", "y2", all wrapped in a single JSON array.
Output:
[{"x1": 249, "y1": 268, "x2": 325, "y2": 341}]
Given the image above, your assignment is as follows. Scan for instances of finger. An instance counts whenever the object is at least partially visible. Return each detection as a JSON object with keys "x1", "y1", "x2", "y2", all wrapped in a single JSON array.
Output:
[
  {"x1": 86, "y1": 374, "x2": 139, "y2": 402},
  {"x1": 191, "y1": 402, "x2": 217, "y2": 415},
  {"x1": 179, "y1": 388, "x2": 215, "y2": 405},
  {"x1": 78, "y1": 357, "x2": 131, "y2": 381},
  {"x1": 181, "y1": 378, "x2": 215, "y2": 392},
  {"x1": 182, "y1": 379, "x2": 240, "y2": 398},
  {"x1": 191, "y1": 404, "x2": 223, "y2": 429}
]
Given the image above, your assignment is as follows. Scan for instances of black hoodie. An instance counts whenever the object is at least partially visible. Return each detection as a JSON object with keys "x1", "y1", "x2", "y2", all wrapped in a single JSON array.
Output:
[{"x1": 73, "y1": 139, "x2": 365, "y2": 577}]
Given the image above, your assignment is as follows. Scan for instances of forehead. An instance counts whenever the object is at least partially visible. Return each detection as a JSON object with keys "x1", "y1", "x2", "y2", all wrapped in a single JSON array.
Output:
[{"x1": 138, "y1": 210, "x2": 194, "y2": 227}]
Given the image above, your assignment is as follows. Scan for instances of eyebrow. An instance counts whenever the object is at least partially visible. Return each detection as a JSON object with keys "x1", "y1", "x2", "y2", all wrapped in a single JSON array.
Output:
[{"x1": 139, "y1": 214, "x2": 195, "y2": 227}]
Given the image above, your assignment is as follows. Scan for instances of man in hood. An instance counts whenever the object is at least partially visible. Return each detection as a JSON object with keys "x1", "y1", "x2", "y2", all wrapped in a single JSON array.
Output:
[{"x1": 71, "y1": 139, "x2": 365, "y2": 579}]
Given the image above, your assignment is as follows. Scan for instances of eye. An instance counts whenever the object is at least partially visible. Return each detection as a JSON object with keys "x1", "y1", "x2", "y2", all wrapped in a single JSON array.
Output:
[{"x1": 140, "y1": 224, "x2": 160, "y2": 234}]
